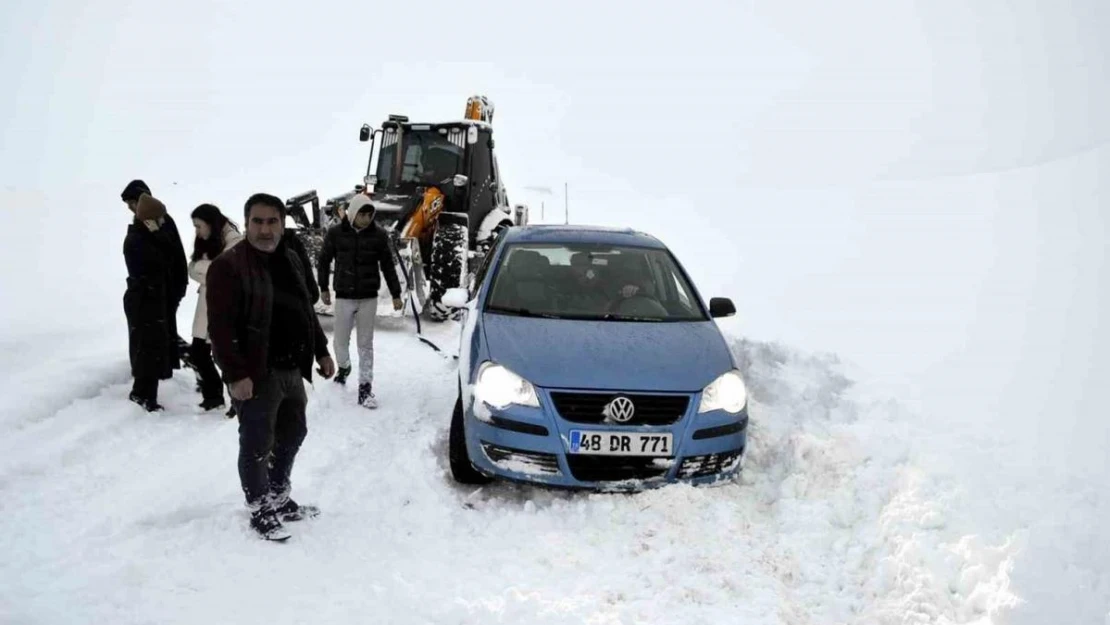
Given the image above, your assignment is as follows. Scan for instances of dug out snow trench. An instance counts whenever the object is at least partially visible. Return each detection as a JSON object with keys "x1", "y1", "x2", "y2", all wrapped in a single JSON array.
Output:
[{"x1": 0, "y1": 319, "x2": 1025, "y2": 624}]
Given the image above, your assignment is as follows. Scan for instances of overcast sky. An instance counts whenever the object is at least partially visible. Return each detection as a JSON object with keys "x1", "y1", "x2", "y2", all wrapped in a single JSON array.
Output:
[
  {"x1": 1, "y1": 0, "x2": 1107, "y2": 470},
  {"x1": 2, "y1": 1, "x2": 1105, "y2": 191}
]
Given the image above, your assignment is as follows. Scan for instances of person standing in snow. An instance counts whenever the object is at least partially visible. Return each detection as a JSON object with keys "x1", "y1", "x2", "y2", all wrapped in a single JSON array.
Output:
[
  {"x1": 205, "y1": 192, "x2": 335, "y2": 541},
  {"x1": 121, "y1": 180, "x2": 190, "y2": 381},
  {"x1": 121, "y1": 188, "x2": 185, "y2": 411},
  {"x1": 316, "y1": 194, "x2": 403, "y2": 408},
  {"x1": 187, "y1": 204, "x2": 244, "y2": 411}
]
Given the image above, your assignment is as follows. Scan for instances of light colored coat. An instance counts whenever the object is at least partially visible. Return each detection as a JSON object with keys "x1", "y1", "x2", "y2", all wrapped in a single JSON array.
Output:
[{"x1": 189, "y1": 224, "x2": 243, "y2": 340}]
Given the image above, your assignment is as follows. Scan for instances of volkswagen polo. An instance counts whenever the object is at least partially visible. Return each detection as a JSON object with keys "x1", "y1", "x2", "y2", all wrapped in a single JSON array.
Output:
[{"x1": 441, "y1": 224, "x2": 748, "y2": 490}]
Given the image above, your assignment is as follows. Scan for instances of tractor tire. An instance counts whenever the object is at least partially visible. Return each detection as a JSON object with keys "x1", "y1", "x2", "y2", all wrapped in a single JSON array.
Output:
[{"x1": 426, "y1": 212, "x2": 469, "y2": 322}]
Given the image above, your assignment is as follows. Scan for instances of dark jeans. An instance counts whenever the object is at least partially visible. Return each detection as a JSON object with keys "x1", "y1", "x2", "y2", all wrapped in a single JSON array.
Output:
[
  {"x1": 190, "y1": 338, "x2": 225, "y2": 403},
  {"x1": 233, "y1": 368, "x2": 308, "y2": 511}
]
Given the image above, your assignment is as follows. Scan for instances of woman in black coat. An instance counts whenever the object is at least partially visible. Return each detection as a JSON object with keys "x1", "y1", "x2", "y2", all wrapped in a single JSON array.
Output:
[{"x1": 122, "y1": 191, "x2": 187, "y2": 411}]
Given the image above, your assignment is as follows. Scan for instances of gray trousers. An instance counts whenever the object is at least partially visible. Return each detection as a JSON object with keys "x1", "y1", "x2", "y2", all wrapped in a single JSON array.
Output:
[{"x1": 333, "y1": 296, "x2": 378, "y2": 386}]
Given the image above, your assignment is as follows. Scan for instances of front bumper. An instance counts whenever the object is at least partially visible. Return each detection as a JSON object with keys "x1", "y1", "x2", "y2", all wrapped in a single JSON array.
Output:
[{"x1": 463, "y1": 387, "x2": 747, "y2": 491}]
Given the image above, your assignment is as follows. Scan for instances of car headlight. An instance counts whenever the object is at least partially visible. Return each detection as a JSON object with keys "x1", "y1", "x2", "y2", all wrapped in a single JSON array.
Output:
[
  {"x1": 474, "y1": 362, "x2": 540, "y2": 409},
  {"x1": 697, "y1": 370, "x2": 747, "y2": 414}
]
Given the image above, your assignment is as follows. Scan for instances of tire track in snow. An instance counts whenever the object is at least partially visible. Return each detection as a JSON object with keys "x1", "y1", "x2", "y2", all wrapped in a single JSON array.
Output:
[{"x1": 0, "y1": 327, "x2": 132, "y2": 436}]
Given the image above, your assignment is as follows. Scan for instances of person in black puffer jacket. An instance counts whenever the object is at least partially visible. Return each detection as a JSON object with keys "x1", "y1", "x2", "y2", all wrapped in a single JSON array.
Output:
[{"x1": 317, "y1": 194, "x2": 403, "y2": 408}]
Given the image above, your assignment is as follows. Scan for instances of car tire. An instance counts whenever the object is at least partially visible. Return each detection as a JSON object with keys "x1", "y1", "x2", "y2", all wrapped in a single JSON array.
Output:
[{"x1": 449, "y1": 391, "x2": 493, "y2": 485}]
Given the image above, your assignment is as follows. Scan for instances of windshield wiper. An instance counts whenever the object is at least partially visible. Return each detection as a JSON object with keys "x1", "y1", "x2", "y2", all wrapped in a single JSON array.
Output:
[
  {"x1": 598, "y1": 313, "x2": 664, "y2": 322},
  {"x1": 485, "y1": 306, "x2": 561, "y2": 319},
  {"x1": 486, "y1": 307, "x2": 666, "y2": 322}
]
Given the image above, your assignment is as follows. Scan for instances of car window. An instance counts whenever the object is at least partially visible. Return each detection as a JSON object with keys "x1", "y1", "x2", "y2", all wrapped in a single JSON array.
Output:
[{"x1": 485, "y1": 242, "x2": 708, "y2": 322}]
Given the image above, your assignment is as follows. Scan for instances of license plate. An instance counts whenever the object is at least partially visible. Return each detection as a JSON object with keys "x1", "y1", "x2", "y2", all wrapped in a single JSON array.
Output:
[{"x1": 568, "y1": 430, "x2": 673, "y2": 456}]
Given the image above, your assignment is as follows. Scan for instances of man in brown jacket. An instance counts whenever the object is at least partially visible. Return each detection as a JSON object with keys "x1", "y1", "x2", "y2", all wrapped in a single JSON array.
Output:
[{"x1": 206, "y1": 192, "x2": 336, "y2": 541}]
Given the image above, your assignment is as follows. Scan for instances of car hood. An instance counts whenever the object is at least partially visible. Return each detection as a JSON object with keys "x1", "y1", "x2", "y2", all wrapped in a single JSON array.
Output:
[{"x1": 480, "y1": 313, "x2": 735, "y2": 392}]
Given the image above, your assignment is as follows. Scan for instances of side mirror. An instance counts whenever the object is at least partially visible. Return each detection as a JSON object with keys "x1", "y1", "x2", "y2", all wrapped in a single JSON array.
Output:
[
  {"x1": 442, "y1": 287, "x2": 471, "y2": 309},
  {"x1": 359, "y1": 124, "x2": 371, "y2": 142},
  {"x1": 709, "y1": 297, "x2": 736, "y2": 318},
  {"x1": 453, "y1": 174, "x2": 469, "y2": 187}
]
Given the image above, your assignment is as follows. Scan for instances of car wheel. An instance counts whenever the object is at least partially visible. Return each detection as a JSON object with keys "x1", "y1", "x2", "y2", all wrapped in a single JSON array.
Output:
[{"x1": 449, "y1": 391, "x2": 493, "y2": 485}]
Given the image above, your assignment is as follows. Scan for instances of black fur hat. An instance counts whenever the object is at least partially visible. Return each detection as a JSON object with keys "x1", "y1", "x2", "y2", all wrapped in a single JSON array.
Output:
[{"x1": 121, "y1": 179, "x2": 151, "y2": 202}]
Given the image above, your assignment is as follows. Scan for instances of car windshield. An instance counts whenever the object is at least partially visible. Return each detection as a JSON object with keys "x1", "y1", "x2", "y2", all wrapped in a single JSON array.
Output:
[
  {"x1": 375, "y1": 128, "x2": 464, "y2": 188},
  {"x1": 484, "y1": 243, "x2": 708, "y2": 321}
]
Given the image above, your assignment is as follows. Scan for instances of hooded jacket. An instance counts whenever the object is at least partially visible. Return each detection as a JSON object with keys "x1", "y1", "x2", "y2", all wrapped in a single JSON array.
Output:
[{"x1": 317, "y1": 197, "x2": 402, "y2": 301}]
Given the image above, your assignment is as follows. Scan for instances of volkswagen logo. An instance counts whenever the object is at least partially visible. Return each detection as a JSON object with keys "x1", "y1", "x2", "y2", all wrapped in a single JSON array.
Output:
[{"x1": 602, "y1": 396, "x2": 636, "y2": 423}]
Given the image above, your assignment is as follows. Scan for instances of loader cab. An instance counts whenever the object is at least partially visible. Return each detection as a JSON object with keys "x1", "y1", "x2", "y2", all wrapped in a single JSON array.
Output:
[
  {"x1": 362, "y1": 117, "x2": 505, "y2": 246},
  {"x1": 349, "y1": 96, "x2": 525, "y2": 321},
  {"x1": 373, "y1": 123, "x2": 467, "y2": 193}
]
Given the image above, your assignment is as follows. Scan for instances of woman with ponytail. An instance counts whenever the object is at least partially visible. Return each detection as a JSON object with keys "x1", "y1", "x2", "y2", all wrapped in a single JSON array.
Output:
[{"x1": 188, "y1": 204, "x2": 243, "y2": 410}]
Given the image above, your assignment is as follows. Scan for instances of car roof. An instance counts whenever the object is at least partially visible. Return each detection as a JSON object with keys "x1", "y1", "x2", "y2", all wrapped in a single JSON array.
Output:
[{"x1": 502, "y1": 224, "x2": 668, "y2": 249}]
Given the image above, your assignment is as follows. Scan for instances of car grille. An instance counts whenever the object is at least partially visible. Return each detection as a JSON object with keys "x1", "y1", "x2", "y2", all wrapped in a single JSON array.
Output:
[
  {"x1": 565, "y1": 455, "x2": 673, "y2": 482},
  {"x1": 676, "y1": 449, "x2": 744, "y2": 479},
  {"x1": 548, "y1": 391, "x2": 690, "y2": 425},
  {"x1": 481, "y1": 443, "x2": 561, "y2": 476}
]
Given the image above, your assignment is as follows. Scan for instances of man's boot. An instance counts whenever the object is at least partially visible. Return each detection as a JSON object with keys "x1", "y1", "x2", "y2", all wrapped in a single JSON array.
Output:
[
  {"x1": 269, "y1": 478, "x2": 319, "y2": 523},
  {"x1": 249, "y1": 506, "x2": 291, "y2": 541},
  {"x1": 358, "y1": 383, "x2": 377, "y2": 409},
  {"x1": 272, "y1": 497, "x2": 320, "y2": 522},
  {"x1": 334, "y1": 365, "x2": 351, "y2": 385}
]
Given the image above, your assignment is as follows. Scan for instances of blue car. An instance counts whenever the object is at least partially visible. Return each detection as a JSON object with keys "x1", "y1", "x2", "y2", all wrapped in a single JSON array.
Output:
[{"x1": 440, "y1": 224, "x2": 749, "y2": 491}]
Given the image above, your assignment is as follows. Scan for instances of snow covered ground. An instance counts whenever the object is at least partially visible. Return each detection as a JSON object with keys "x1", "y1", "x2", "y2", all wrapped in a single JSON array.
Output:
[
  {"x1": 1, "y1": 272, "x2": 1105, "y2": 623},
  {"x1": 0, "y1": 314, "x2": 1018, "y2": 624},
  {"x1": 1, "y1": 2, "x2": 1107, "y2": 620}
]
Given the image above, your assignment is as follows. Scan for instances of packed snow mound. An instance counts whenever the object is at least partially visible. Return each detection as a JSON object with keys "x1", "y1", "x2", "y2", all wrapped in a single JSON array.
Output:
[
  {"x1": 731, "y1": 339, "x2": 1023, "y2": 624},
  {"x1": 6, "y1": 320, "x2": 1099, "y2": 624}
]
